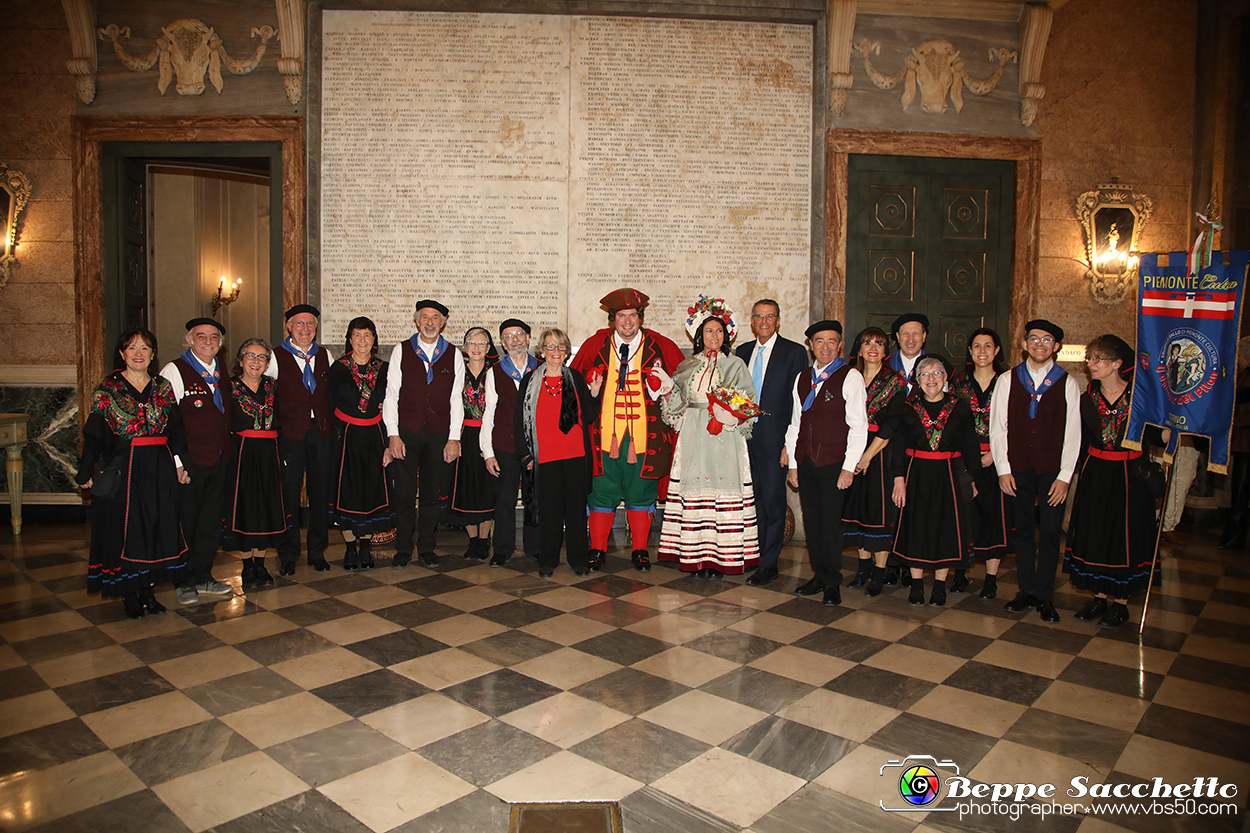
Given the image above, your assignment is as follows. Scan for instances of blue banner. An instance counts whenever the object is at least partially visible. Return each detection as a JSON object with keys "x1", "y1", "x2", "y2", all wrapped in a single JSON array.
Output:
[{"x1": 1126, "y1": 250, "x2": 1249, "y2": 473}]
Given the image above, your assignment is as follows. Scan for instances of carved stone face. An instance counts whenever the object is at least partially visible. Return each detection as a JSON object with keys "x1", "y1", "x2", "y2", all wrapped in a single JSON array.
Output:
[{"x1": 911, "y1": 40, "x2": 960, "y2": 114}]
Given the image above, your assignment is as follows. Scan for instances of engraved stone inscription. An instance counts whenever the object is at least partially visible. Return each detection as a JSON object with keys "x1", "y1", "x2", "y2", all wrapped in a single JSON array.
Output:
[{"x1": 321, "y1": 11, "x2": 812, "y2": 347}]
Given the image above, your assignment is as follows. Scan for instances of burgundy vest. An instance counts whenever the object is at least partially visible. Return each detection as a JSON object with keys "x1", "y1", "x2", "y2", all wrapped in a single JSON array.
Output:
[
  {"x1": 796, "y1": 365, "x2": 852, "y2": 468},
  {"x1": 1006, "y1": 366, "x2": 1068, "y2": 474},
  {"x1": 274, "y1": 346, "x2": 332, "y2": 440},
  {"x1": 398, "y1": 340, "x2": 457, "y2": 435},
  {"x1": 173, "y1": 357, "x2": 232, "y2": 466},
  {"x1": 490, "y1": 362, "x2": 522, "y2": 455}
]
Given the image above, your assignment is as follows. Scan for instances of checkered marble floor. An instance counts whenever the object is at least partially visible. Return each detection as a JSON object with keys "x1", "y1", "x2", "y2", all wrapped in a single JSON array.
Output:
[{"x1": 1, "y1": 522, "x2": 1248, "y2": 833}]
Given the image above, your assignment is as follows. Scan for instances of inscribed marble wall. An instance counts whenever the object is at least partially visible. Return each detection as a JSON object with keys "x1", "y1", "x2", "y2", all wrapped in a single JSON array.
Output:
[{"x1": 319, "y1": 11, "x2": 812, "y2": 348}]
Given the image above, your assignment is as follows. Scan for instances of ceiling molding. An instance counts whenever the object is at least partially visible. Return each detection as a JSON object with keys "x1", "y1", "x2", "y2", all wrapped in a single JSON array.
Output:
[{"x1": 858, "y1": 0, "x2": 1068, "y2": 23}]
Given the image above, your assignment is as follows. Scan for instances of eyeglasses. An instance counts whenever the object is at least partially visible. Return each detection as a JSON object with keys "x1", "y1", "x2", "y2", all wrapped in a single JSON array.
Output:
[
  {"x1": 465, "y1": 341, "x2": 489, "y2": 348},
  {"x1": 242, "y1": 352, "x2": 268, "y2": 362},
  {"x1": 543, "y1": 344, "x2": 567, "y2": 353},
  {"x1": 751, "y1": 314, "x2": 778, "y2": 321},
  {"x1": 1026, "y1": 336, "x2": 1056, "y2": 345},
  {"x1": 1087, "y1": 355, "x2": 1115, "y2": 364},
  {"x1": 918, "y1": 370, "x2": 947, "y2": 379}
]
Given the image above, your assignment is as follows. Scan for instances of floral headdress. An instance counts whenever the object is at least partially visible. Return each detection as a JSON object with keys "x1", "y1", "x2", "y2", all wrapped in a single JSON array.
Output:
[{"x1": 685, "y1": 295, "x2": 736, "y2": 343}]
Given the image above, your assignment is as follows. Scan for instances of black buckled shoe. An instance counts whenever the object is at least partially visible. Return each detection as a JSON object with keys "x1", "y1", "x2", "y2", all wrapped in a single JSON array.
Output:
[
  {"x1": 343, "y1": 541, "x2": 359, "y2": 571},
  {"x1": 1004, "y1": 591, "x2": 1038, "y2": 613},
  {"x1": 950, "y1": 570, "x2": 969, "y2": 593},
  {"x1": 587, "y1": 550, "x2": 606, "y2": 572},
  {"x1": 1098, "y1": 603, "x2": 1130, "y2": 629},
  {"x1": 847, "y1": 560, "x2": 873, "y2": 589},
  {"x1": 631, "y1": 550, "x2": 651, "y2": 572},
  {"x1": 138, "y1": 586, "x2": 166, "y2": 615},
  {"x1": 746, "y1": 566, "x2": 779, "y2": 586},
  {"x1": 1074, "y1": 598, "x2": 1109, "y2": 622},
  {"x1": 1036, "y1": 599, "x2": 1061, "y2": 623},
  {"x1": 795, "y1": 577, "x2": 826, "y2": 596}
]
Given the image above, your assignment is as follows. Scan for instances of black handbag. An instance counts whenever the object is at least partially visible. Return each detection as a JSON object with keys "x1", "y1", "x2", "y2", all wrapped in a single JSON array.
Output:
[
  {"x1": 956, "y1": 467, "x2": 976, "y2": 504},
  {"x1": 89, "y1": 458, "x2": 123, "y2": 499},
  {"x1": 1131, "y1": 455, "x2": 1167, "y2": 499}
]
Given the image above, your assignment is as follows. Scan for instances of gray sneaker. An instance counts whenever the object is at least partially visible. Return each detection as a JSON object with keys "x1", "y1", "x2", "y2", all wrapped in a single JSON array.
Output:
[
  {"x1": 195, "y1": 580, "x2": 233, "y2": 596},
  {"x1": 175, "y1": 585, "x2": 199, "y2": 605}
]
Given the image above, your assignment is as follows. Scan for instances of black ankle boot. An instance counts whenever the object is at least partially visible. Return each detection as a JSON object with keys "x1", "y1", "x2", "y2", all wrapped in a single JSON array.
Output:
[
  {"x1": 979, "y1": 574, "x2": 998, "y2": 600},
  {"x1": 865, "y1": 565, "x2": 885, "y2": 597},
  {"x1": 123, "y1": 593, "x2": 145, "y2": 619},
  {"x1": 930, "y1": 578, "x2": 947, "y2": 607},
  {"x1": 138, "y1": 585, "x2": 166, "y2": 614},
  {"x1": 908, "y1": 576, "x2": 925, "y2": 606},
  {"x1": 848, "y1": 558, "x2": 873, "y2": 589},
  {"x1": 344, "y1": 539, "x2": 359, "y2": 570},
  {"x1": 358, "y1": 537, "x2": 375, "y2": 570},
  {"x1": 251, "y1": 557, "x2": 274, "y2": 588},
  {"x1": 950, "y1": 569, "x2": 969, "y2": 593}
]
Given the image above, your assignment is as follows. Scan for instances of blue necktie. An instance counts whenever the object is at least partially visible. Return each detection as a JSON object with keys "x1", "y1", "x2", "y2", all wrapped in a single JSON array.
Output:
[{"x1": 752, "y1": 344, "x2": 766, "y2": 394}]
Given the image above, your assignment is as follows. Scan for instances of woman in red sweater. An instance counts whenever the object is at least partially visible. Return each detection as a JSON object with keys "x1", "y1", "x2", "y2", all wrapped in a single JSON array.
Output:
[{"x1": 514, "y1": 329, "x2": 600, "y2": 578}]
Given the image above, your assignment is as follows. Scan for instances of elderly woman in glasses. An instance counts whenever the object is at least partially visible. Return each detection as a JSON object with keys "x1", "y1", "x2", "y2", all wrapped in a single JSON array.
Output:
[
  {"x1": 889, "y1": 355, "x2": 981, "y2": 606},
  {"x1": 1063, "y1": 335, "x2": 1163, "y2": 629},
  {"x1": 224, "y1": 339, "x2": 286, "y2": 590},
  {"x1": 444, "y1": 327, "x2": 499, "y2": 560},
  {"x1": 514, "y1": 328, "x2": 599, "y2": 578}
]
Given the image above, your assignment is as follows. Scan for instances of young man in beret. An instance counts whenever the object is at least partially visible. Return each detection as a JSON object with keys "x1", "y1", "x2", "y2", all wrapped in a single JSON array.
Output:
[
  {"x1": 737, "y1": 299, "x2": 809, "y2": 587},
  {"x1": 159, "y1": 317, "x2": 238, "y2": 603},
  {"x1": 988, "y1": 318, "x2": 1081, "y2": 623},
  {"x1": 890, "y1": 312, "x2": 929, "y2": 392},
  {"x1": 570, "y1": 288, "x2": 686, "y2": 572},
  {"x1": 383, "y1": 299, "x2": 465, "y2": 569},
  {"x1": 268, "y1": 304, "x2": 334, "y2": 574},
  {"x1": 784, "y1": 320, "x2": 869, "y2": 606},
  {"x1": 482, "y1": 318, "x2": 540, "y2": 567}
]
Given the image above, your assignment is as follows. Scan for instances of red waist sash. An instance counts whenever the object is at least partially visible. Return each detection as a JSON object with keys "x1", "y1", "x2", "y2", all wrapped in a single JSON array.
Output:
[
  {"x1": 1087, "y1": 447, "x2": 1142, "y2": 461},
  {"x1": 132, "y1": 436, "x2": 168, "y2": 446},
  {"x1": 979, "y1": 443, "x2": 991, "y2": 453},
  {"x1": 867, "y1": 422, "x2": 879, "y2": 432},
  {"x1": 334, "y1": 409, "x2": 382, "y2": 426},
  {"x1": 239, "y1": 429, "x2": 278, "y2": 439},
  {"x1": 906, "y1": 449, "x2": 961, "y2": 459},
  {"x1": 463, "y1": 418, "x2": 483, "y2": 428}
]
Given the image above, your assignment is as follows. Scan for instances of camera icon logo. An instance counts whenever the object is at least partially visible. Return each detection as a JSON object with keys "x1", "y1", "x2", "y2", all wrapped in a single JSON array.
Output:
[{"x1": 880, "y1": 755, "x2": 960, "y2": 813}]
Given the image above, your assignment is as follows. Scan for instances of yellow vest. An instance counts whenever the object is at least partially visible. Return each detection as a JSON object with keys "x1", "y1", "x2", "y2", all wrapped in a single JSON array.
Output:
[{"x1": 601, "y1": 343, "x2": 646, "y2": 458}]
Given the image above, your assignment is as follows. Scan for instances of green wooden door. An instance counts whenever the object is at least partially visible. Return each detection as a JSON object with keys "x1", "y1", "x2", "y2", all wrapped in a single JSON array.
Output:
[{"x1": 846, "y1": 155, "x2": 1014, "y2": 358}]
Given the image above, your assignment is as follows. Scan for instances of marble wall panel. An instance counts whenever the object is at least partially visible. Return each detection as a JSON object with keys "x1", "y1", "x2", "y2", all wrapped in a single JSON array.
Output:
[
  {"x1": 3, "y1": 242, "x2": 74, "y2": 283},
  {"x1": 0, "y1": 329, "x2": 77, "y2": 365},
  {"x1": 0, "y1": 284, "x2": 75, "y2": 326},
  {"x1": 0, "y1": 385, "x2": 80, "y2": 495}
]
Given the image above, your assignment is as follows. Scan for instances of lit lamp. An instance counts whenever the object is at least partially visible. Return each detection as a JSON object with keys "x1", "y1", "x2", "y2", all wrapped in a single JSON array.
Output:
[
  {"x1": 211, "y1": 274, "x2": 242, "y2": 313},
  {"x1": 1076, "y1": 181, "x2": 1153, "y2": 306}
]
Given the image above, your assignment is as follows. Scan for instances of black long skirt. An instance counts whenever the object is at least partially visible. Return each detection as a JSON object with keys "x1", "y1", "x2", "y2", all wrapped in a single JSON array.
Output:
[
  {"x1": 444, "y1": 425, "x2": 496, "y2": 526},
  {"x1": 842, "y1": 450, "x2": 898, "y2": 551},
  {"x1": 332, "y1": 420, "x2": 393, "y2": 534},
  {"x1": 222, "y1": 434, "x2": 287, "y2": 551},
  {"x1": 87, "y1": 443, "x2": 188, "y2": 597},
  {"x1": 891, "y1": 456, "x2": 970, "y2": 569},
  {"x1": 1064, "y1": 453, "x2": 1157, "y2": 597},
  {"x1": 969, "y1": 446, "x2": 1013, "y2": 561}
]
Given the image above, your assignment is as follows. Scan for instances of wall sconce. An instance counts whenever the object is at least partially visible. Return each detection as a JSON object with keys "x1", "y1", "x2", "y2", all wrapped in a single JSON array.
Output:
[
  {"x1": 211, "y1": 274, "x2": 242, "y2": 313},
  {"x1": 1077, "y1": 181, "x2": 1153, "y2": 306},
  {"x1": 0, "y1": 163, "x2": 32, "y2": 289}
]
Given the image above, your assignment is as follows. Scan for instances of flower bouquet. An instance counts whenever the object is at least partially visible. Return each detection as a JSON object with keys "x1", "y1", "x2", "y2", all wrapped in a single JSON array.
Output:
[{"x1": 705, "y1": 384, "x2": 764, "y2": 435}]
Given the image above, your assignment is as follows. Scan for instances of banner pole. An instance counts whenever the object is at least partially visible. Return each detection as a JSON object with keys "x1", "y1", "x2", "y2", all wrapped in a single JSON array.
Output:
[{"x1": 1140, "y1": 458, "x2": 1176, "y2": 635}]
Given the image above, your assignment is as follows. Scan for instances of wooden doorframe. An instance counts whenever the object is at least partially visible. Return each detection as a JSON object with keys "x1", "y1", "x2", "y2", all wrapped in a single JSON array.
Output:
[
  {"x1": 825, "y1": 128, "x2": 1041, "y2": 339},
  {"x1": 72, "y1": 115, "x2": 305, "y2": 422}
]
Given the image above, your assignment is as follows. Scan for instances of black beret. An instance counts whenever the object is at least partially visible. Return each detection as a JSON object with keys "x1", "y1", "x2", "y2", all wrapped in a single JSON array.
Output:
[
  {"x1": 1099, "y1": 334, "x2": 1135, "y2": 367},
  {"x1": 414, "y1": 299, "x2": 450, "y2": 317},
  {"x1": 1024, "y1": 319, "x2": 1064, "y2": 341},
  {"x1": 284, "y1": 304, "x2": 320, "y2": 320},
  {"x1": 499, "y1": 318, "x2": 531, "y2": 336},
  {"x1": 805, "y1": 320, "x2": 843, "y2": 339},
  {"x1": 892, "y1": 313, "x2": 930, "y2": 335},
  {"x1": 185, "y1": 317, "x2": 225, "y2": 335}
]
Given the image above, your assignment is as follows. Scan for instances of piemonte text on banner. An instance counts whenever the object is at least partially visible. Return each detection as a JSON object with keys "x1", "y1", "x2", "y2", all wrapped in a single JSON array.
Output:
[{"x1": 1125, "y1": 250, "x2": 1250, "y2": 473}]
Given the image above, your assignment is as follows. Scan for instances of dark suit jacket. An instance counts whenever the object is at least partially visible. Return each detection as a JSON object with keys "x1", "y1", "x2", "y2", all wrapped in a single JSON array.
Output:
[{"x1": 736, "y1": 336, "x2": 808, "y2": 454}]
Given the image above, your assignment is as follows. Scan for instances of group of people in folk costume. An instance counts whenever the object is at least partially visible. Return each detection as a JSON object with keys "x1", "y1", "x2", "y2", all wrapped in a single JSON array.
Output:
[{"x1": 78, "y1": 290, "x2": 1161, "y2": 629}]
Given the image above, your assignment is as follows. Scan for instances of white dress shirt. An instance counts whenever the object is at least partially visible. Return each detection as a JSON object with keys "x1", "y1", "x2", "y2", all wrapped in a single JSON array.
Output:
[
  {"x1": 988, "y1": 360, "x2": 1082, "y2": 483},
  {"x1": 159, "y1": 354, "x2": 219, "y2": 402},
  {"x1": 784, "y1": 361, "x2": 869, "y2": 472},
  {"x1": 480, "y1": 357, "x2": 532, "y2": 460},
  {"x1": 381, "y1": 336, "x2": 466, "y2": 440},
  {"x1": 745, "y1": 332, "x2": 779, "y2": 382}
]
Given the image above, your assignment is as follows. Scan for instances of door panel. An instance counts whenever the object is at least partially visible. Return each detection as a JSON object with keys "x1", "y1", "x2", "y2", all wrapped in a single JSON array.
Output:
[
  {"x1": 121, "y1": 158, "x2": 148, "y2": 334},
  {"x1": 847, "y1": 156, "x2": 1014, "y2": 358}
]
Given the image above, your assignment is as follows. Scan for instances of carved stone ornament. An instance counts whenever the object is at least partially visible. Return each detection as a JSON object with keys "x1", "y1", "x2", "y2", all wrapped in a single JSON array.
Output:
[
  {"x1": 827, "y1": 0, "x2": 858, "y2": 117},
  {"x1": 61, "y1": 0, "x2": 97, "y2": 104},
  {"x1": 1076, "y1": 183, "x2": 1154, "y2": 306},
  {"x1": 853, "y1": 38, "x2": 1018, "y2": 114},
  {"x1": 0, "y1": 164, "x2": 32, "y2": 289},
  {"x1": 98, "y1": 19, "x2": 277, "y2": 96},
  {"x1": 274, "y1": 0, "x2": 305, "y2": 105}
]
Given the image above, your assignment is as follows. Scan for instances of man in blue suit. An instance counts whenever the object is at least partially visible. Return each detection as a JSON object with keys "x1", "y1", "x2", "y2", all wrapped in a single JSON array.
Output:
[{"x1": 737, "y1": 299, "x2": 809, "y2": 586}]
